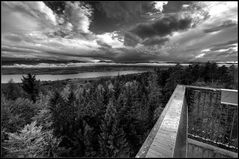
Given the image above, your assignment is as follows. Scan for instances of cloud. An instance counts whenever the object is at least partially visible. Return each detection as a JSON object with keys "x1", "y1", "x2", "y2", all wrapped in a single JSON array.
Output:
[
  {"x1": 210, "y1": 39, "x2": 238, "y2": 48},
  {"x1": 96, "y1": 32, "x2": 124, "y2": 48},
  {"x1": 96, "y1": 1, "x2": 155, "y2": 22},
  {"x1": 63, "y1": 2, "x2": 93, "y2": 34},
  {"x1": 162, "y1": 1, "x2": 193, "y2": 13},
  {"x1": 87, "y1": 1, "x2": 158, "y2": 34},
  {"x1": 112, "y1": 47, "x2": 161, "y2": 63},
  {"x1": 209, "y1": 42, "x2": 237, "y2": 54},
  {"x1": 124, "y1": 32, "x2": 142, "y2": 47},
  {"x1": 165, "y1": 8, "x2": 238, "y2": 62},
  {"x1": 1, "y1": 1, "x2": 238, "y2": 63},
  {"x1": 128, "y1": 15, "x2": 192, "y2": 40},
  {"x1": 2, "y1": 1, "x2": 94, "y2": 39},
  {"x1": 195, "y1": 53, "x2": 205, "y2": 59},
  {"x1": 202, "y1": 2, "x2": 237, "y2": 21},
  {"x1": 96, "y1": 40, "x2": 112, "y2": 49},
  {"x1": 3, "y1": 34, "x2": 22, "y2": 42},
  {"x1": 2, "y1": 45, "x2": 42, "y2": 54},
  {"x1": 204, "y1": 20, "x2": 237, "y2": 33},
  {"x1": 1, "y1": 2, "x2": 57, "y2": 34},
  {"x1": 123, "y1": 15, "x2": 192, "y2": 46},
  {"x1": 142, "y1": 37, "x2": 169, "y2": 46},
  {"x1": 5, "y1": 1, "x2": 57, "y2": 25},
  {"x1": 190, "y1": 38, "x2": 238, "y2": 62},
  {"x1": 197, "y1": 47, "x2": 238, "y2": 62},
  {"x1": 154, "y1": 1, "x2": 168, "y2": 12}
]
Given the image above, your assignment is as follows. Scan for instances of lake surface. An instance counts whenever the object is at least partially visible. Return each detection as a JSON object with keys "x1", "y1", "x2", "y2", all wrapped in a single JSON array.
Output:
[{"x1": 1, "y1": 70, "x2": 145, "y2": 83}]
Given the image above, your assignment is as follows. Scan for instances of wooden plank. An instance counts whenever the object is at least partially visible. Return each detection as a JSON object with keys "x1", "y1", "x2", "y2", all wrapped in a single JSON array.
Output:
[
  {"x1": 188, "y1": 138, "x2": 238, "y2": 158},
  {"x1": 221, "y1": 89, "x2": 238, "y2": 106},
  {"x1": 145, "y1": 85, "x2": 186, "y2": 158}
]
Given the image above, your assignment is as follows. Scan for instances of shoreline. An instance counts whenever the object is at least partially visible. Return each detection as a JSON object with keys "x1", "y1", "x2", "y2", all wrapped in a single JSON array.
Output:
[{"x1": 1, "y1": 70, "x2": 148, "y2": 84}]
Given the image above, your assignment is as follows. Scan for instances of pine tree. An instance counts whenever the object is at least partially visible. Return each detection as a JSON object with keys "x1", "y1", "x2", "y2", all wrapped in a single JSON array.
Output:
[
  {"x1": 21, "y1": 74, "x2": 39, "y2": 103},
  {"x1": 49, "y1": 90, "x2": 86, "y2": 157},
  {"x1": 99, "y1": 97, "x2": 130, "y2": 157},
  {"x1": 49, "y1": 91, "x2": 67, "y2": 137},
  {"x1": 5, "y1": 79, "x2": 21, "y2": 100},
  {"x1": 163, "y1": 67, "x2": 182, "y2": 105},
  {"x1": 61, "y1": 84, "x2": 71, "y2": 101},
  {"x1": 83, "y1": 122, "x2": 98, "y2": 157},
  {"x1": 228, "y1": 65, "x2": 237, "y2": 88},
  {"x1": 2, "y1": 121, "x2": 63, "y2": 158},
  {"x1": 145, "y1": 73, "x2": 162, "y2": 128},
  {"x1": 113, "y1": 77, "x2": 121, "y2": 100},
  {"x1": 49, "y1": 90, "x2": 78, "y2": 138}
]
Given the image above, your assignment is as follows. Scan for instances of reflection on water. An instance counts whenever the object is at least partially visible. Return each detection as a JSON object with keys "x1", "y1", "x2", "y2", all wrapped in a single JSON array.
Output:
[{"x1": 1, "y1": 70, "x2": 145, "y2": 83}]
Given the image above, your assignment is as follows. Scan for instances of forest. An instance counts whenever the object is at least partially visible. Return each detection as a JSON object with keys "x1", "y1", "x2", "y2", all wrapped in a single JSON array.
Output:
[{"x1": 1, "y1": 62, "x2": 238, "y2": 157}]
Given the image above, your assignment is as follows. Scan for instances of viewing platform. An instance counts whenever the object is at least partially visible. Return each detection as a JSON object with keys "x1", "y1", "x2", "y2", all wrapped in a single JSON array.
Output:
[{"x1": 136, "y1": 85, "x2": 238, "y2": 158}]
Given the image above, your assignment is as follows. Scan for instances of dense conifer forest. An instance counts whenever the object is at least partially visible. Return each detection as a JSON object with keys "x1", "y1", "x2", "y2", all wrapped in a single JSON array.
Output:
[{"x1": 1, "y1": 62, "x2": 238, "y2": 157}]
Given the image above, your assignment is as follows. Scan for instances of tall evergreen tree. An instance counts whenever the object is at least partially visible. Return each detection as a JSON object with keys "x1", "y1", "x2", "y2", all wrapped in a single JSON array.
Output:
[
  {"x1": 99, "y1": 97, "x2": 130, "y2": 157},
  {"x1": 2, "y1": 121, "x2": 63, "y2": 158},
  {"x1": 21, "y1": 74, "x2": 39, "y2": 103},
  {"x1": 147, "y1": 73, "x2": 161, "y2": 127}
]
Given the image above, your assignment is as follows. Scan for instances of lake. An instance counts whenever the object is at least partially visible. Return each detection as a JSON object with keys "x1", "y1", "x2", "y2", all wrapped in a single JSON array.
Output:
[{"x1": 1, "y1": 70, "x2": 145, "y2": 83}]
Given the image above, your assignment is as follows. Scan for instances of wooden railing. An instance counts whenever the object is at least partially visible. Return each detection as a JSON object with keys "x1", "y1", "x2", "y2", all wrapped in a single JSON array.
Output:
[
  {"x1": 136, "y1": 85, "x2": 188, "y2": 158},
  {"x1": 136, "y1": 85, "x2": 238, "y2": 158}
]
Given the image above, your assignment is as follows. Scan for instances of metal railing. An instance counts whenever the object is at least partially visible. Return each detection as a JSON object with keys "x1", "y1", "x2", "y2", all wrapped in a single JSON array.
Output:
[
  {"x1": 136, "y1": 85, "x2": 238, "y2": 158},
  {"x1": 185, "y1": 86, "x2": 238, "y2": 152}
]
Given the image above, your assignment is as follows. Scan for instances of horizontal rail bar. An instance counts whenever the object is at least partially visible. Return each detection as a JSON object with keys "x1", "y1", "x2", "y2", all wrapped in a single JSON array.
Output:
[
  {"x1": 186, "y1": 85, "x2": 238, "y2": 93},
  {"x1": 184, "y1": 85, "x2": 221, "y2": 92}
]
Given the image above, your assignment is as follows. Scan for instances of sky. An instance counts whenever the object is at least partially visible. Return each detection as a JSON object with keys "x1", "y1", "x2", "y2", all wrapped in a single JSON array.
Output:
[{"x1": 1, "y1": 1, "x2": 238, "y2": 64}]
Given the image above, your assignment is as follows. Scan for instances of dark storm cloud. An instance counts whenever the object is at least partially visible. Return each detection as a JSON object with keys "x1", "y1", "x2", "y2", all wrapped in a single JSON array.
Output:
[
  {"x1": 142, "y1": 37, "x2": 169, "y2": 46},
  {"x1": 96, "y1": 1, "x2": 155, "y2": 22},
  {"x1": 113, "y1": 48, "x2": 160, "y2": 63},
  {"x1": 204, "y1": 20, "x2": 237, "y2": 33},
  {"x1": 129, "y1": 15, "x2": 192, "y2": 40},
  {"x1": 162, "y1": 1, "x2": 193, "y2": 13},
  {"x1": 124, "y1": 15, "x2": 192, "y2": 46},
  {"x1": 88, "y1": 1, "x2": 156, "y2": 33}
]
